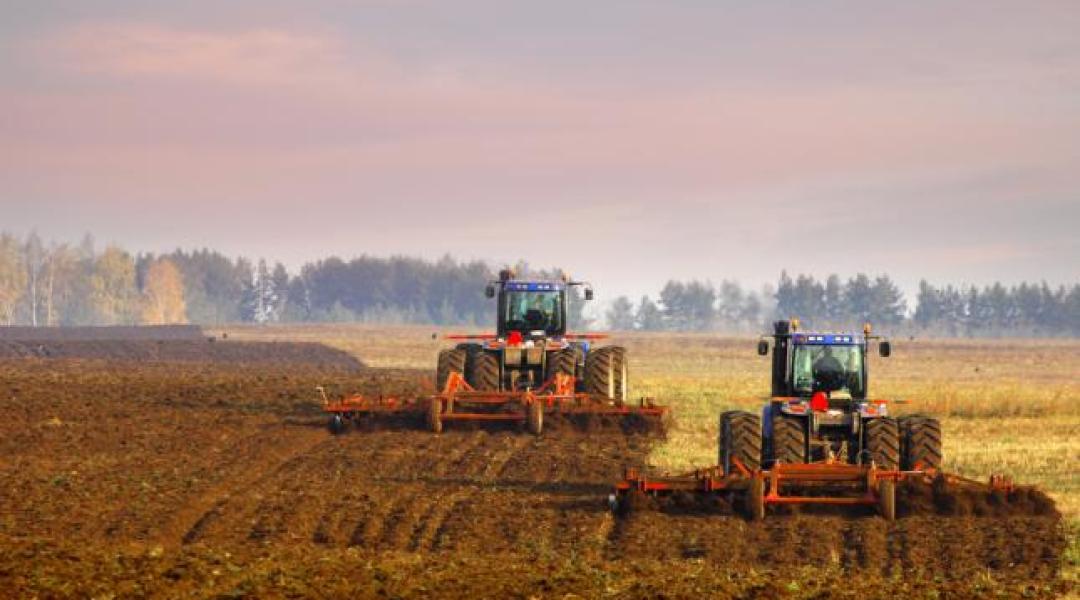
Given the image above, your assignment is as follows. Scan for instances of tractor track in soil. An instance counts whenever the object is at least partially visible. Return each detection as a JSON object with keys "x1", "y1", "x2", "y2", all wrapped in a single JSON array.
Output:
[{"x1": 0, "y1": 357, "x2": 1070, "y2": 597}]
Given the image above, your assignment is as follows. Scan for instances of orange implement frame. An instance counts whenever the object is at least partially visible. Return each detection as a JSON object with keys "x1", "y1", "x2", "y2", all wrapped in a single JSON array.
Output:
[
  {"x1": 612, "y1": 461, "x2": 1014, "y2": 521},
  {"x1": 321, "y1": 372, "x2": 666, "y2": 434},
  {"x1": 433, "y1": 372, "x2": 665, "y2": 419}
]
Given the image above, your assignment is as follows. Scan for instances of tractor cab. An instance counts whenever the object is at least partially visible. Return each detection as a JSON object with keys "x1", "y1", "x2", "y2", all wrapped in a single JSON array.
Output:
[
  {"x1": 759, "y1": 319, "x2": 890, "y2": 403},
  {"x1": 755, "y1": 319, "x2": 894, "y2": 466},
  {"x1": 485, "y1": 269, "x2": 593, "y2": 341}
]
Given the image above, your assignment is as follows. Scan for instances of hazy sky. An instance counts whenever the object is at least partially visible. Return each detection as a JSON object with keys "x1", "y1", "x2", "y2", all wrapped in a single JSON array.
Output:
[{"x1": 2, "y1": 1, "x2": 1078, "y2": 303}]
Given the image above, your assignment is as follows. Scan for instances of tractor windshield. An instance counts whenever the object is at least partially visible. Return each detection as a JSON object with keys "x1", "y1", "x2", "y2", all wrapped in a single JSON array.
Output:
[
  {"x1": 504, "y1": 291, "x2": 563, "y2": 334},
  {"x1": 792, "y1": 344, "x2": 864, "y2": 397}
]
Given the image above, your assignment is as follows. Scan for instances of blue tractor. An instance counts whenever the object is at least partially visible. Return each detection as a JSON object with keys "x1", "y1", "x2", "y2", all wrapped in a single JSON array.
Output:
[
  {"x1": 718, "y1": 319, "x2": 942, "y2": 477},
  {"x1": 431, "y1": 269, "x2": 641, "y2": 433}
]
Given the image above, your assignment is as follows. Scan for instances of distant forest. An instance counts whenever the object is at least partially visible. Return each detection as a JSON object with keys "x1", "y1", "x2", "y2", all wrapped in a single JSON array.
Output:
[{"x1": 0, "y1": 232, "x2": 1076, "y2": 337}]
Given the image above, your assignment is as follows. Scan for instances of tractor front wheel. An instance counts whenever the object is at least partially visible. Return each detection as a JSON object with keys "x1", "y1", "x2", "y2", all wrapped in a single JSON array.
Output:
[
  {"x1": 901, "y1": 415, "x2": 943, "y2": 471},
  {"x1": 436, "y1": 348, "x2": 467, "y2": 393},
  {"x1": 583, "y1": 347, "x2": 616, "y2": 400},
  {"x1": 719, "y1": 411, "x2": 762, "y2": 476},
  {"x1": 770, "y1": 413, "x2": 806, "y2": 467},
  {"x1": 467, "y1": 351, "x2": 500, "y2": 391},
  {"x1": 865, "y1": 418, "x2": 900, "y2": 470}
]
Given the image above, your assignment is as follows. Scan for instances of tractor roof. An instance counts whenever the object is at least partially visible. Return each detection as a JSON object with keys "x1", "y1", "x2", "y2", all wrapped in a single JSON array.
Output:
[
  {"x1": 792, "y1": 333, "x2": 863, "y2": 345},
  {"x1": 502, "y1": 280, "x2": 565, "y2": 292}
]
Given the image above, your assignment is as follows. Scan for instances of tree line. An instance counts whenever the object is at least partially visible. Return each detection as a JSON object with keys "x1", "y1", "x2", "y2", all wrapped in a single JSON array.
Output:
[
  {"x1": 0, "y1": 232, "x2": 1076, "y2": 336},
  {"x1": 605, "y1": 271, "x2": 1079, "y2": 336}
]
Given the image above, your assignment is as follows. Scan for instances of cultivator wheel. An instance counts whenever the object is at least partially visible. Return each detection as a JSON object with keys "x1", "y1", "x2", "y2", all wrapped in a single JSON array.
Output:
[
  {"x1": 864, "y1": 417, "x2": 900, "y2": 469},
  {"x1": 718, "y1": 411, "x2": 762, "y2": 476},
  {"x1": 771, "y1": 413, "x2": 806, "y2": 466},
  {"x1": 328, "y1": 414, "x2": 346, "y2": 435},
  {"x1": 468, "y1": 351, "x2": 501, "y2": 392},
  {"x1": 436, "y1": 348, "x2": 467, "y2": 392},
  {"x1": 748, "y1": 476, "x2": 765, "y2": 520},
  {"x1": 428, "y1": 398, "x2": 443, "y2": 433},
  {"x1": 878, "y1": 479, "x2": 896, "y2": 521},
  {"x1": 527, "y1": 399, "x2": 543, "y2": 435},
  {"x1": 901, "y1": 415, "x2": 943, "y2": 470}
]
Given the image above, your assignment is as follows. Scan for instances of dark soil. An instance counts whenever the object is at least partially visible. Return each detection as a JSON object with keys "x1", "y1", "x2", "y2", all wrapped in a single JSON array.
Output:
[
  {"x1": 0, "y1": 358, "x2": 1068, "y2": 598},
  {"x1": 0, "y1": 324, "x2": 205, "y2": 341},
  {"x1": 0, "y1": 339, "x2": 363, "y2": 369}
]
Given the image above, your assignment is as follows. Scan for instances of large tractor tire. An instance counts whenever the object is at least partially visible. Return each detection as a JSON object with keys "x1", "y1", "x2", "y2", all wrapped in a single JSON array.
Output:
[
  {"x1": 718, "y1": 411, "x2": 762, "y2": 476},
  {"x1": 609, "y1": 346, "x2": 629, "y2": 404},
  {"x1": 435, "y1": 348, "x2": 467, "y2": 392},
  {"x1": 901, "y1": 415, "x2": 943, "y2": 471},
  {"x1": 864, "y1": 417, "x2": 900, "y2": 470},
  {"x1": 770, "y1": 413, "x2": 807, "y2": 466},
  {"x1": 467, "y1": 351, "x2": 501, "y2": 391},
  {"x1": 546, "y1": 347, "x2": 580, "y2": 382},
  {"x1": 583, "y1": 347, "x2": 617, "y2": 399},
  {"x1": 455, "y1": 342, "x2": 483, "y2": 356}
]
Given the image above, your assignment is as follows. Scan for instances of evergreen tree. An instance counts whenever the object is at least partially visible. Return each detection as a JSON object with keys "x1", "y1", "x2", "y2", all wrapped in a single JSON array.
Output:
[
  {"x1": 843, "y1": 274, "x2": 874, "y2": 324},
  {"x1": 636, "y1": 296, "x2": 664, "y2": 331},
  {"x1": 869, "y1": 275, "x2": 906, "y2": 326},
  {"x1": 914, "y1": 280, "x2": 941, "y2": 330},
  {"x1": 606, "y1": 296, "x2": 636, "y2": 330}
]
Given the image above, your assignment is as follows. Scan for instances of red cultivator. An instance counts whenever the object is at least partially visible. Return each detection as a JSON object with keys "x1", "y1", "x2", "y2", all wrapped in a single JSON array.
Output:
[
  {"x1": 426, "y1": 371, "x2": 665, "y2": 434},
  {"x1": 321, "y1": 374, "x2": 666, "y2": 435},
  {"x1": 611, "y1": 461, "x2": 1015, "y2": 521}
]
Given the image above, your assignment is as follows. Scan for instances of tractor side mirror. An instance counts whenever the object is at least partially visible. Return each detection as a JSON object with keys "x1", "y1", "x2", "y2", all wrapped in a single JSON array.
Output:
[
  {"x1": 485, "y1": 284, "x2": 495, "y2": 298},
  {"x1": 879, "y1": 341, "x2": 891, "y2": 357},
  {"x1": 584, "y1": 288, "x2": 594, "y2": 301},
  {"x1": 757, "y1": 340, "x2": 769, "y2": 356}
]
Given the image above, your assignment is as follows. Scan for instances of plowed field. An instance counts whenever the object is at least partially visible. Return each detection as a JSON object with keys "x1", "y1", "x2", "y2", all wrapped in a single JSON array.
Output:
[{"x1": 0, "y1": 351, "x2": 1069, "y2": 598}]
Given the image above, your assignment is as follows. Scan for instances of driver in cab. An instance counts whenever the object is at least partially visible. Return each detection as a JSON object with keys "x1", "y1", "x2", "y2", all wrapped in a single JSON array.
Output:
[
  {"x1": 523, "y1": 295, "x2": 552, "y2": 330},
  {"x1": 812, "y1": 346, "x2": 845, "y2": 391}
]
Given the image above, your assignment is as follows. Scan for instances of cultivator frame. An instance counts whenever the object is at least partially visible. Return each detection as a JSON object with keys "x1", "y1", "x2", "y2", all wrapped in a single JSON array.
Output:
[
  {"x1": 321, "y1": 373, "x2": 666, "y2": 435},
  {"x1": 611, "y1": 460, "x2": 1014, "y2": 521}
]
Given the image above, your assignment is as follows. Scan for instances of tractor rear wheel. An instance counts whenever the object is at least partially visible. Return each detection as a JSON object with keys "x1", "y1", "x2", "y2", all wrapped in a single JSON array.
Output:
[
  {"x1": 864, "y1": 417, "x2": 900, "y2": 470},
  {"x1": 770, "y1": 414, "x2": 806, "y2": 466},
  {"x1": 436, "y1": 348, "x2": 467, "y2": 392},
  {"x1": 428, "y1": 398, "x2": 443, "y2": 433},
  {"x1": 546, "y1": 347, "x2": 580, "y2": 383},
  {"x1": 583, "y1": 347, "x2": 616, "y2": 399},
  {"x1": 901, "y1": 415, "x2": 943, "y2": 471},
  {"x1": 719, "y1": 411, "x2": 762, "y2": 476},
  {"x1": 527, "y1": 399, "x2": 543, "y2": 435},
  {"x1": 467, "y1": 351, "x2": 500, "y2": 391},
  {"x1": 609, "y1": 346, "x2": 628, "y2": 404}
]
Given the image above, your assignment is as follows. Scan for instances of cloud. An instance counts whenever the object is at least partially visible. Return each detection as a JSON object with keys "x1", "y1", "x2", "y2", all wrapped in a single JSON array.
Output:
[{"x1": 36, "y1": 22, "x2": 358, "y2": 87}]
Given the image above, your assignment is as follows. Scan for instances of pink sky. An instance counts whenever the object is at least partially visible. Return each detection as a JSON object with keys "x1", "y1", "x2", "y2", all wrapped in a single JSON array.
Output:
[{"x1": 1, "y1": 2, "x2": 1077, "y2": 303}]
